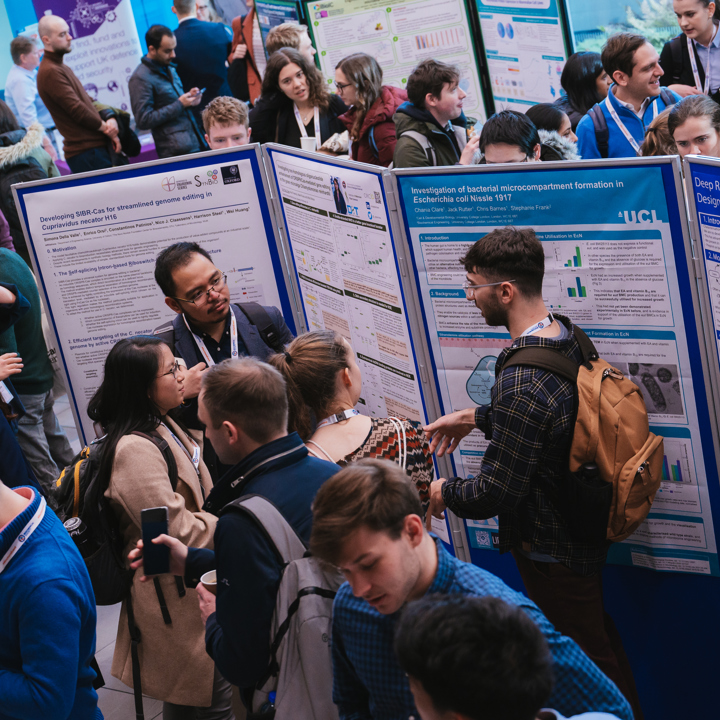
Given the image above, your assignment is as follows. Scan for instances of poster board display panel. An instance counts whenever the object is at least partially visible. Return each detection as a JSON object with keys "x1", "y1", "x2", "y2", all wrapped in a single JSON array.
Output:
[
  {"x1": 14, "y1": 145, "x2": 299, "y2": 446},
  {"x1": 390, "y1": 156, "x2": 720, "y2": 575}
]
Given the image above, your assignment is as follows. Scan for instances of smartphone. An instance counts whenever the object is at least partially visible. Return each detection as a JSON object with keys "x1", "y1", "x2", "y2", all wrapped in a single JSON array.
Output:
[
  {"x1": 198, "y1": 87, "x2": 206, "y2": 94},
  {"x1": 141, "y1": 506, "x2": 169, "y2": 575}
]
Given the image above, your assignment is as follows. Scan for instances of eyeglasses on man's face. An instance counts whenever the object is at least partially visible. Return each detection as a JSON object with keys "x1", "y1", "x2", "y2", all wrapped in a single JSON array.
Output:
[
  {"x1": 462, "y1": 279, "x2": 516, "y2": 298},
  {"x1": 174, "y1": 272, "x2": 227, "y2": 307}
]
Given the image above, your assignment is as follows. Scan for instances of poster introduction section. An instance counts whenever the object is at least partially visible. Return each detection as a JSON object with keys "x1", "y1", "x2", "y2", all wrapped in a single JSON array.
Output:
[
  {"x1": 305, "y1": 0, "x2": 486, "y2": 124},
  {"x1": 263, "y1": 144, "x2": 456, "y2": 547},
  {"x1": 391, "y1": 158, "x2": 720, "y2": 576},
  {"x1": 14, "y1": 146, "x2": 296, "y2": 445}
]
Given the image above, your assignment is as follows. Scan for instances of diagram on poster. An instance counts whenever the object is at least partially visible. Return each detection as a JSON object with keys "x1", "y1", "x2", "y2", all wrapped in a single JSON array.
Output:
[
  {"x1": 16, "y1": 149, "x2": 291, "y2": 444},
  {"x1": 394, "y1": 161, "x2": 719, "y2": 575},
  {"x1": 477, "y1": 0, "x2": 567, "y2": 111},
  {"x1": 305, "y1": 0, "x2": 486, "y2": 123},
  {"x1": 266, "y1": 148, "x2": 426, "y2": 423}
]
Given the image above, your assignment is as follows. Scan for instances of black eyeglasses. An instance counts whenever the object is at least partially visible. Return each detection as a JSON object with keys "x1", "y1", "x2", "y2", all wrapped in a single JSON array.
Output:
[
  {"x1": 157, "y1": 360, "x2": 181, "y2": 379},
  {"x1": 334, "y1": 80, "x2": 354, "y2": 92},
  {"x1": 173, "y1": 272, "x2": 227, "y2": 307}
]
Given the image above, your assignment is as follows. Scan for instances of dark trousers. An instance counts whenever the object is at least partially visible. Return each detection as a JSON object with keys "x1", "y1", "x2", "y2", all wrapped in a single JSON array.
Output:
[
  {"x1": 512, "y1": 550, "x2": 643, "y2": 720},
  {"x1": 66, "y1": 145, "x2": 114, "y2": 174}
]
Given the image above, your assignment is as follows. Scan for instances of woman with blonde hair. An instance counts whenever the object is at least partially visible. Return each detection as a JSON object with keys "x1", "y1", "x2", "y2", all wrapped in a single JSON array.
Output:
[
  {"x1": 640, "y1": 108, "x2": 678, "y2": 156},
  {"x1": 249, "y1": 47, "x2": 347, "y2": 148},
  {"x1": 668, "y1": 93, "x2": 720, "y2": 156},
  {"x1": 335, "y1": 53, "x2": 407, "y2": 166},
  {"x1": 270, "y1": 330, "x2": 433, "y2": 512}
]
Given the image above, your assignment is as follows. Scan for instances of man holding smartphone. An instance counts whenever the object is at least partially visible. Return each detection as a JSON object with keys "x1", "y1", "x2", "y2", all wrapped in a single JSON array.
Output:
[
  {"x1": 129, "y1": 358, "x2": 339, "y2": 703},
  {"x1": 129, "y1": 24, "x2": 208, "y2": 159}
]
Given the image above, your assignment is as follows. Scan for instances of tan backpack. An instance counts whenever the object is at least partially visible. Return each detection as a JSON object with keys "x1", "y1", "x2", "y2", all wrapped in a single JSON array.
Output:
[{"x1": 502, "y1": 325, "x2": 664, "y2": 543}]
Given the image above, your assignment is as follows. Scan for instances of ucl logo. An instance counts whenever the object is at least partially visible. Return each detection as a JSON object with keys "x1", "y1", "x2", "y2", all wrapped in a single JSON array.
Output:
[
  {"x1": 622, "y1": 209, "x2": 660, "y2": 225},
  {"x1": 162, "y1": 176, "x2": 176, "y2": 191}
]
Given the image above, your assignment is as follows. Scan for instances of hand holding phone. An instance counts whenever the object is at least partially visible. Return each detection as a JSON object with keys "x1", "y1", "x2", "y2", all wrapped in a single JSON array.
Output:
[{"x1": 141, "y1": 506, "x2": 170, "y2": 575}]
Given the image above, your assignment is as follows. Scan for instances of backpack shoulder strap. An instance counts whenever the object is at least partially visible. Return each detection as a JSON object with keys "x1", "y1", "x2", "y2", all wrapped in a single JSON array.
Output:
[
  {"x1": 501, "y1": 346, "x2": 579, "y2": 384},
  {"x1": 400, "y1": 129, "x2": 437, "y2": 165},
  {"x1": 588, "y1": 104, "x2": 609, "y2": 159},
  {"x1": 368, "y1": 125, "x2": 379, "y2": 159},
  {"x1": 234, "y1": 302, "x2": 285, "y2": 354},
  {"x1": 223, "y1": 494, "x2": 306, "y2": 564},
  {"x1": 660, "y1": 87, "x2": 676, "y2": 107},
  {"x1": 131, "y1": 430, "x2": 179, "y2": 491}
]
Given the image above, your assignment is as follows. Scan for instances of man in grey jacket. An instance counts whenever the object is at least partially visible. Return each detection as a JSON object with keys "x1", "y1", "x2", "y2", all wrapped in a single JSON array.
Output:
[{"x1": 129, "y1": 24, "x2": 208, "y2": 159}]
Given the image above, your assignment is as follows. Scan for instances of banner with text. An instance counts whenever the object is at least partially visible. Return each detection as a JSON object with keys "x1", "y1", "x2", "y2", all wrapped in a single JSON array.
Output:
[
  {"x1": 391, "y1": 157, "x2": 720, "y2": 576},
  {"x1": 14, "y1": 146, "x2": 297, "y2": 444},
  {"x1": 32, "y1": 0, "x2": 142, "y2": 114}
]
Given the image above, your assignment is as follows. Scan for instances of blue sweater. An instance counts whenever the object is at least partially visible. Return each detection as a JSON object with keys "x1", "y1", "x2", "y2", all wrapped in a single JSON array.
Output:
[
  {"x1": 576, "y1": 85, "x2": 680, "y2": 159},
  {"x1": 185, "y1": 433, "x2": 340, "y2": 691},
  {"x1": 0, "y1": 488, "x2": 102, "y2": 720}
]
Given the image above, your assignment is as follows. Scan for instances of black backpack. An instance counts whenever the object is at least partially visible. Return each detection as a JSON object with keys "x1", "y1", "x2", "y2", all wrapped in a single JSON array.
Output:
[
  {"x1": 52, "y1": 430, "x2": 178, "y2": 605},
  {"x1": 588, "y1": 87, "x2": 677, "y2": 158},
  {"x1": 154, "y1": 301, "x2": 286, "y2": 355}
]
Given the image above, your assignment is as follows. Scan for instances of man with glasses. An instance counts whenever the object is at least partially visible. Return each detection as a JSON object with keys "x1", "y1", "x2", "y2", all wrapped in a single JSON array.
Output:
[
  {"x1": 153, "y1": 242, "x2": 293, "y2": 477},
  {"x1": 478, "y1": 109, "x2": 542, "y2": 164},
  {"x1": 423, "y1": 227, "x2": 642, "y2": 719}
]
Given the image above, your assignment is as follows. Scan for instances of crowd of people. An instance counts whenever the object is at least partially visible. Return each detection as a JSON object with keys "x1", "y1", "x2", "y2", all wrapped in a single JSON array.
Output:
[{"x1": 3, "y1": 0, "x2": 720, "y2": 719}]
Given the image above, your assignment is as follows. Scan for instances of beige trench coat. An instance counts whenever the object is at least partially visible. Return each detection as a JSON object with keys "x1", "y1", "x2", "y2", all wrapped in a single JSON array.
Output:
[{"x1": 105, "y1": 417, "x2": 217, "y2": 706}]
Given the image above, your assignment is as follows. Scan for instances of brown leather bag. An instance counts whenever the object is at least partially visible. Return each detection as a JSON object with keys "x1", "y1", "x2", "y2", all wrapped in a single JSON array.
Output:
[{"x1": 502, "y1": 326, "x2": 664, "y2": 543}]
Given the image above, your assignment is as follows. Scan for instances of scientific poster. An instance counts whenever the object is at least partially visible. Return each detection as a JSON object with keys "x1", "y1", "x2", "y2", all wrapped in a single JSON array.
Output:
[
  {"x1": 393, "y1": 159, "x2": 720, "y2": 575},
  {"x1": 305, "y1": 0, "x2": 486, "y2": 123},
  {"x1": 264, "y1": 146, "x2": 452, "y2": 545},
  {"x1": 32, "y1": 0, "x2": 143, "y2": 114},
  {"x1": 15, "y1": 148, "x2": 294, "y2": 444},
  {"x1": 255, "y1": 0, "x2": 300, "y2": 51},
  {"x1": 477, "y1": 0, "x2": 568, "y2": 110}
]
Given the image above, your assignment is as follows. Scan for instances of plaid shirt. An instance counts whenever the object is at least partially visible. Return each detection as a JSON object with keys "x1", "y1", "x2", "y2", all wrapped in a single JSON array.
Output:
[
  {"x1": 331, "y1": 538, "x2": 632, "y2": 720},
  {"x1": 442, "y1": 315, "x2": 608, "y2": 575}
]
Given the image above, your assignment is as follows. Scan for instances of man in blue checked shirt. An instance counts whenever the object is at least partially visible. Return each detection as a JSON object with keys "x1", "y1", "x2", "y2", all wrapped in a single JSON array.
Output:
[{"x1": 309, "y1": 459, "x2": 633, "y2": 720}]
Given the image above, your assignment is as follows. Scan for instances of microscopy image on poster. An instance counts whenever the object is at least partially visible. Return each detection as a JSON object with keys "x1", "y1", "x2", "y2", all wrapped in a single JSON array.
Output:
[{"x1": 394, "y1": 160, "x2": 719, "y2": 575}]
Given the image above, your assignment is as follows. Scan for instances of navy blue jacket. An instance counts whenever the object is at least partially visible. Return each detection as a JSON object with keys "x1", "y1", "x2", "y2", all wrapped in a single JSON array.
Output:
[
  {"x1": 185, "y1": 433, "x2": 340, "y2": 691},
  {"x1": 173, "y1": 18, "x2": 232, "y2": 112},
  {"x1": 0, "y1": 283, "x2": 41, "y2": 493},
  {"x1": 129, "y1": 56, "x2": 207, "y2": 159}
]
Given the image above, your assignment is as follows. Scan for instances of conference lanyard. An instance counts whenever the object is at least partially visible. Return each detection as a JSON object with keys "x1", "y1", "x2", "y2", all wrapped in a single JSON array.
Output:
[
  {"x1": 184, "y1": 311, "x2": 238, "y2": 367},
  {"x1": 604, "y1": 96, "x2": 642, "y2": 156},
  {"x1": 316, "y1": 408, "x2": 360, "y2": 429},
  {"x1": 162, "y1": 422, "x2": 201, "y2": 477},
  {"x1": 520, "y1": 314, "x2": 554, "y2": 337},
  {"x1": 688, "y1": 33, "x2": 713, "y2": 95},
  {"x1": 294, "y1": 104, "x2": 321, "y2": 141},
  {"x1": 0, "y1": 494, "x2": 45, "y2": 575}
]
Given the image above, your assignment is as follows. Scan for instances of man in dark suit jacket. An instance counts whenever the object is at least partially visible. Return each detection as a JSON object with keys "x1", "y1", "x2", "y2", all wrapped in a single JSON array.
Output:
[
  {"x1": 172, "y1": 0, "x2": 232, "y2": 115},
  {"x1": 153, "y1": 241, "x2": 294, "y2": 477}
]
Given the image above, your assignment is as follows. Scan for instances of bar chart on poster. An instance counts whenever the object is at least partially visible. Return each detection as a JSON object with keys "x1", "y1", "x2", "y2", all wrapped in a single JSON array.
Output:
[
  {"x1": 305, "y1": 0, "x2": 487, "y2": 123},
  {"x1": 477, "y1": 0, "x2": 569, "y2": 111}
]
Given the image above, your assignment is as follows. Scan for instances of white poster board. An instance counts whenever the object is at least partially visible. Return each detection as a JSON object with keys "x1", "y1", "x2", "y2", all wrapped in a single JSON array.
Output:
[{"x1": 14, "y1": 145, "x2": 298, "y2": 445}]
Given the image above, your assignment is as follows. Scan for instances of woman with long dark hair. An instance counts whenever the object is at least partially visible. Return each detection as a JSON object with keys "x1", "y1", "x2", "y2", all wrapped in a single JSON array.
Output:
[
  {"x1": 554, "y1": 52, "x2": 612, "y2": 130},
  {"x1": 661, "y1": 0, "x2": 720, "y2": 102},
  {"x1": 335, "y1": 53, "x2": 407, "y2": 167},
  {"x1": 249, "y1": 47, "x2": 347, "y2": 149},
  {"x1": 88, "y1": 336, "x2": 233, "y2": 719}
]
